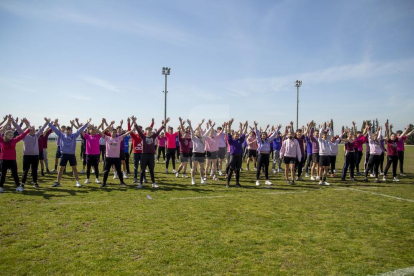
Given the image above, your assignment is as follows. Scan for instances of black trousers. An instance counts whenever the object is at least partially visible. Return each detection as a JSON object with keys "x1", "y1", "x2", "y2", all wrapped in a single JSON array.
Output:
[
  {"x1": 256, "y1": 153, "x2": 270, "y2": 180},
  {"x1": 22, "y1": 155, "x2": 39, "y2": 184},
  {"x1": 227, "y1": 154, "x2": 242, "y2": 184},
  {"x1": 0, "y1": 160, "x2": 20, "y2": 187},
  {"x1": 342, "y1": 152, "x2": 355, "y2": 179},
  {"x1": 364, "y1": 151, "x2": 370, "y2": 172},
  {"x1": 365, "y1": 154, "x2": 381, "y2": 178},
  {"x1": 305, "y1": 153, "x2": 313, "y2": 173},
  {"x1": 379, "y1": 152, "x2": 385, "y2": 173},
  {"x1": 86, "y1": 154, "x2": 100, "y2": 179},
  {"x1": 176, "y1": 146, "x2": 180, "y2": 160},
  {"x1": 100, "y1": 145, "x2": 106, "y2": 167},
  {"x1": 295, "y1": 157, "x2": 303, "y2": 178},
  {"x1": 355, "y1": 150, "x2": 363, "y2": 172},
  {"x1": 384, "y1": 155, "x2": 398, "y2": 178},
  {"x1": 125, "y1": 152, "x2": 131, "y2": 174},
  {"x1": 166, "y1": 148, "x2": 176, "y2": 170},
  {"x1": 140, "y1": 153, "x2": 155, "y2": 184},
  {"x1": 398, "y1": 151, "x2": 404, "y2": 173},
  {"x1": 330, "y1": 155, "x2": 337, "y2": 172},
  {"x1": 157, "y1": 147, "x2": 165, "y2": 161},
  {"x1": 103, "y1": 158, "x2": 124, "y2": 184}
]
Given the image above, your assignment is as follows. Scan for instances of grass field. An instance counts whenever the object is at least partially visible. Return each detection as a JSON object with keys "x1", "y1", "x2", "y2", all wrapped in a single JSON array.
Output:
[{"x1": 1, "y1": 143, "x2": 413, "y2": 275}]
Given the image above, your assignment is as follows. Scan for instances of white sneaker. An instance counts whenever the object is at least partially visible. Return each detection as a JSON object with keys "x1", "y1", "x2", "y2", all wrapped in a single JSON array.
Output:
[
  {"x1": 201, "y1": 179, "x2": 207, "y2": 185},
  {"x1": 152, "y1": 183, "x2": 159, "y2": 188},
  {"x1": 113, "y1": 172, "x2": 118, "y2": 179},
  {"x1": 145, "y1": 169, "x2": 148, "y2": 173},
  {"x1": 191, "y1": 178, "x2": 196, "y2": 185},
  {"x1": 75, "y1": 181, "x2": 82, "y2": 187},
  {"x1": 305, "y1": 173, "x2": 309, "y2": 177},
  {"x1": 92, "y1": 169, "x2": 95, "y2": 173},
  {"x1": 173, "y1": 169, "x2": 177, "y2": 173},
  {"x1": 16, "y1": 186, "x2": 23, "y2": 192},
  {"x1": 318, "y1": 181, "x2": 323, "y2": 185},
  {"x1": 213, "y1": 175, "x2": 218, "y2": 181},
  {"x1": 218, "y1": 170, "x2": 223, "y2": 176},
  {"x1": 203, "y1": 177, "x2": 207, "y2": 181},
  {"x1": 400, "y1": 173, "x2": 406, "y2": 176},
  {"x1": 310, "y1": 176, "x2": 315, "y2": 181},
  {"x1": 324, "y1": 181, "x2": 330, "y2": 186},
  {"x1": 95, "y1": 178, "x2": 101, "y2": 184},
  {"x1": 265, "y1": 180, "x2": 273, "y2": 185},
  {"x1": 0, "y1": 187, "x2": 3, "y2": 193},
  {"x1": 316, "y1": 176, "x2": 320, "y2": 180},
  {"x1": 272, "y1": 169, "x2": 276, "y2": 174},
  {"x1": 156, "y1": 159, "x2": 159, "y2": 163},
  {"x1": 165, "y1": 169, "x2": 168, "y2": 174},
  {"x1": 182, "y1": 174, "x2": 188, "y2": 178},
  {"x1": 50, "y1": 169, "x2": 57, "y2": 173},
  {"x1": 175, "y1": 172, "x2": 179, "y2": 177},
  {"x1": 393, "y1": 177, "x2": 400, "y2": 182},
  {"x1": 370, "y1": 174, "x2": 375, "y2": 177},
  {"x1": 380, "y1": 172, "x2": 384, "y2": 175},
  {"x1": 123, "y1": 172, "x2": 128, "y2": 179},
  {"x1": 256, "y1": 180, "x2": 260, "y2": 186},
  {"x1": 137, "y1": 183, "x2": 143, "y2": 189},
  {"x1": 382, "y1": 176, "x2": 387, "y2": 181},
  {"x1": 80, "y1": 169, "x2": 85, "y2": 174},
  {"x1": 84, "y1": 179, "x2": 90, "y2": 184},
  {"x1": 278, "y1": 169, "x2": 283, "y2": 172},
  {"x1": 333, "y1": 169, "x2": 337, "y2": 173}
]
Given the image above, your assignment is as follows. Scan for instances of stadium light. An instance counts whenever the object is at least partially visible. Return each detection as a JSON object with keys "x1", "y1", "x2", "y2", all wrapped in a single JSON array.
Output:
[
  {"x1": 295, "y1": 80, "x2": 302, "y2": 131},
  {"x1": 162, "y1": 67, "x2": 171, "y2": 124}
]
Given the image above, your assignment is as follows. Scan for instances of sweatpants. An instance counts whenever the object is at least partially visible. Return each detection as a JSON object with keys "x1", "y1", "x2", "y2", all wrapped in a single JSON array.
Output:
[
  {"x1": 227, "y1": 154, "x2": 242, "y2": 184},
  {"x1": 103, "y1": 157, "x2": 124, "y2": 184},
  {"x1": 330, "y1": 155, "x2": 337, "y2": 172},
  {"x1": 384, "y1": 155, "x2": 398, "y2": 178},
  {"x1": 365, "y1": 154, "x2": 381, "y2": 178},
  {"x1": 272, "y1": 150, "x2": 282, "y2": 170},
  {"x1": 140, "y1": 153, "x2": 155, "y2": 184},
  {"x1": 398, "y1": 151, "x2": 405, "y2": 174},
  {"x1": 43, "y1": 148, "x2": 49, "y2": 170},
  {"x1": 166, "y1": 148, "x2": 176, "y2": 170},
  {"x1": 256, "y1": 153, "x2": 270, "y2": 180},
  {"x1": 22, "y1": 155, "x2": 39, "y2": 184},
  {"x1": 0, "y1": 160, "x2": 20, "y2": 187},
  {"x1": 342, "y1": 152, "x2": 355, "y2": 180}
]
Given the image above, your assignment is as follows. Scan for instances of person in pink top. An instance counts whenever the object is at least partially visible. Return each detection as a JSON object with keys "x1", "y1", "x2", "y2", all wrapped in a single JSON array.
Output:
[
  {"x1": 280, "y1": 127, "x2": 302, "y2": 185},
  {"x1": 157, "y1": 132, "x2": 166, "y2": 163},
  {"x1": 204, "y1": 120, "x2": 224, "y2": 181},
  {"x1": 101, "y1": 122, "x2": 132, "y2": 188},
  {"x1": 0, "y1": 116, "x2": 30, "y2": 192},
  {"x1": 383, "y1": 122, "x2": 401, "y2": 182},
  {"x1": 164, "y1": 126, "x2": 179, "y2": 173},
  {"x1": 246, "y1": 131, "x2": 258, "y2": 171},
  {"x1": 396, "y1": 125, "x2": 414, "y2": 176}
]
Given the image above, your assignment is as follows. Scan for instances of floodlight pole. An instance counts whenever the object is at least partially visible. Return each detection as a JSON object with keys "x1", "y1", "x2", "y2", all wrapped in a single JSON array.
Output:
[
  {"x1": 295, "y1": 80, "x2": 302, "y2": 131},
  {"x1": 162, "y1": 67, "x2": 171, "y2": 124}
]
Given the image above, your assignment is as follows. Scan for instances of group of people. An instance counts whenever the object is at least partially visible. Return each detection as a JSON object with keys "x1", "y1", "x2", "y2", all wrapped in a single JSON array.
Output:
[{"x1": 0, "y1": 115, "x2": 412, "y2": 193}]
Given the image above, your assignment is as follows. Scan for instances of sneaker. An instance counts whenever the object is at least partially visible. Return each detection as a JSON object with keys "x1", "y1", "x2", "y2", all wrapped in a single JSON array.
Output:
[
  {"x1": 393, "y1": 177, "x2": 400, "y2": 182},
  {"x1": 278, "y1": 169, "x2": 283, "y2": 172},
  {"x1": 0, "y1": 187, "x2": 3, "y2": 193},
  {"x1": 226, "y1": 184, "x2": 230, "y2": 188},
  {"x1": 356, "y1": 172, "x2": 362, "y2": 176},
  {"x1": 265, "y1": 180, "x2": 273, "y2": 185},
  {"x1": 120, "y1": 183, "x2": 127, "y2": 187},
  {"x1": 255, "y1": 180, "x2": 260, "y2": 186},
  {"x1": 201, "y1": 179, "x2": 207, "y2": 185},
  {"x1": 286, "y1": 180, "x2": 291, "y2": 185},
  {"x1": 291, "y1": 181, "x2": 296, "y2": 185},
  {"x1": 165, "y1": 169, "x2": 168, "y2": 174},
  {"x1": 375, "y1": 178, "x2": 380, "y2": 183},
  {"x1": 16, "y1": 186, "x2": 23, "y2": 192},
  {"x1": 203, "y1": 177, "x2": 207, "y2": 181},
  {"x1": 330, "y1": 174, "x2": 334, "y2": 178},
  {"x1": 80, "y1": 169, "x2": 85, "y2": 174},
  {"x1": 182, "y1": 174, "x2": 188, "y2": 178},
  {"x1": 92, "y1": 169, "x2": 95, "y2": 173},
  {"x1": 370, "y1": 174, "x2": 375, "y2": 177},
  {"x1": 41, "y1": 172, "x2": 45, "y2": 177},
  {"x1": 100, "y1": 183, "x2": 107, "y2": 188},
  {"x1": 52, "y1": 182, "x2": 61, "y2": 187},
  {"x1": 137, "y1": 183, "x2": 142, "y2": 189},
  {"x1": 382, "y1": 177, "x2": 387, "y2": 181},
  {"x1": 21, "y1": 183, "x2": 25, "y2": 188},
  {"x1": 113, "y1": 172, "x2": 118, "y2": 179},
  {"x1": 218, "y1": 171, "x2": 223, "y2": 176},
  {"x1": 297, "y1": 177, "x2": 304, "y2": 181},
  {"x1": 363, "y1": 178, "x2": 368, "y2": 183},
  {"x1": 316, "y1": 176, "x2": 320, "y2": 180},
  {"x1": 333, "y1": 169, "x2": 337, "y2": 173},
  {"x1": 75, "y1": 181, "x2": 82, "y2": 187},
  {"x1": 351, "y1": 177, "x2": 356, "y2": 181},
  {"x1": 123, "y1": 172, "x2": 128, "y2": 179},
  {"x1": 143, "y1": 179, "x2": 148, "y2": 183},
  {"x1": 380, "y1": 172, "x2": 384, "y2": 175},
  {"x1": 51, "y1": 169, "x2": 57, "y2": 173},
  {"x1": 173, "y1": 169, "x2": 177, "y2": 173},
  {"x1": 324, "y1": 181, "x2": 331, "y2": 186},
  {"x1": 305, "y1": 173, "x2": 309, "y2": 177},
  {"x1": 191, "y1": 178, "x2": 196, "y2": 185},
  {"x1": 33, "y1": 183, "x2": 39, "y2": 189},
  {"x1": 318, "y1": 181, "x2": 323, "y2": 185},
  {"x1": 46, "y1": 169, "x2": 51, "y2": 174},
  {"x1": 235, "y1": 183, "x2": 242, "y2": 188},
  {"x1": 310, "y1": 176, "x2": 315, "y2": 181},
  {"x1": 213, "y1": 175, "x2": 218, "y2": 181},
  {"x1": 272, "y1": 169, "x2": 276, "y2": 174},
  {"x1": 133, "y1": 178, "x2": 137, "y2": 184},
  {"x1": 152, "y1": 183, "x2": 159, "y2": 188},
  {"x1": 95, "y1": 178, "x2": 101, "y2": 184},
  {"x1": 175, "y1": 172, "x2": 179, "y2": 178},
  {"x1": 400, "y1": 173, "x2": 406, "y2": 176},
  {"x1": 84, "y1": 179, "x2": 90, "y2": 184}
]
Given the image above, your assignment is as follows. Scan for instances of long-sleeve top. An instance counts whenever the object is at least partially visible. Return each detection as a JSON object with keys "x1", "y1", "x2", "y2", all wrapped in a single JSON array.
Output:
[
  {"x1": 386, "y1": 138, "x2": 399, "y2": 156},
  {"x1": 0, "y1": 129, "x2": 30, "y2": 160},
  {"x1": 84, "y1": 133, "x2": 101, "y2": 155},
  {"x1": 318, "y1": 128, "x2": 332, "y2": 156},
  {"x1": 272, "y1": 136, "x2": 282, "y2": 151},
  {"x1": 305, "y1": 136, "x2": 312, "y2": 154},
  {"x1": 204, "y1": 131, "x2": 223, "y2": 152},
  {"x1": 157, "y1": 137, "x2": 167, "y2": 147},
  {"x1": 135, "y1": 123, "x2": 164, "y2": 154},
  {"x1": 165, "y1": 132, "x2": 179, "y2": 149},
  {"x1": 367, "y1": 131, "x2": 383, "y2": 155},
  {"x1": 353, "y1": 135, "x2": 366, "y2": 151},
  {"x1": 227, "y1": 133, "x2": 246, "y2": 155},
  {"x1": 130, "y1": 132, "x2": 143, "y2": 153},
  {"x1": 308, "y1": 128, "x2": 319, "y2": 154},
  {"x1": 329, "y1": 138, "x2": 341, "y2": 156},
  {"x1": 397, "y1": 135, "x2": 407, "y2": 151},
  {"x1": 191, "y1": 126, "x2": 213, "y2": 153},
  {"x1": 217, "y1": 132, "x2": 226, "y2": 148},
  {"x1": 246, "y1": 135, "x2": 258, "y2": 150},
  {"x1": 49, "y1": 123, "x2": 88, "y2": 155},
  {"x1": 178, "y1": 132, "x2": 192, "y2": 153},
  {"x1": 14, "y1": 121, "x2": 48, "y2": 155},
  {"x1": 255, "y1": 128, "x2": 278, "y2": 153},
  {"x1": 42, "y1": 128, "x2": 53, "y2": 149},
  {"x1": 280, "y1": 138, "x2": 302, "y2": 161}
]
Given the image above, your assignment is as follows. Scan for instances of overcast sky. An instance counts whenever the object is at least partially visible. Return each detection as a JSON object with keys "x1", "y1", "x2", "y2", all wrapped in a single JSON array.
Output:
[{"x1": 1, "y1": 0, "x2": 413, "y2": 133}]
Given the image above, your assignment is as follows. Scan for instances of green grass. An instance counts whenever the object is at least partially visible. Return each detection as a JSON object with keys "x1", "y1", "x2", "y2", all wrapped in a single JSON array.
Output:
[{"x1": 1, "y1": 144, "x2": 414, "y2": 275}]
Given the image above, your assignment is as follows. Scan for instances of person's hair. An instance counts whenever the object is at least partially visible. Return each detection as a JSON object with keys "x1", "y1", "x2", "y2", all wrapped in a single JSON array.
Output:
[
  {"x1": 116, "y1": 126, "x2": 122, "y2": 130},
  {"x1": 4, "y1": 130, "x2": 13, "y2": 138},
  {"x1": 138, "y1": 125, "x2": 142, "y2": 129},
  {"x1": 145, "y1": 127, "x2": 153, "y2": 131},
  {"x1": 296, "y1": 129, "x2": 302, "y2": 133},
  {"x1": 111, "y1": 129, "x2": 117, "y2": 132},
  {"x1": 168, "y1": 126, "x2": 173, "y2": 130},
  {"x1": 61, "y1": 125, "x2": 66, "y2": 129},
  {"x1": 66, "y1": 127, "x2": 72, "y2": 131},
  {"x1": 396, "y1": 130, "x2": 402, "y2": 135},
  {"x1": 217, "y1": 127, "x2": 222, "y2": 130}
]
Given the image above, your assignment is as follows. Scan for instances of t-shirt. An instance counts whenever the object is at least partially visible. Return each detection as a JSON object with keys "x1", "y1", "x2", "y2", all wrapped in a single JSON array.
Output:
[
  {"x1": 165, "y1": 132, "x2": 178, "y2": 149},
  {"x1": 227, "y1": 134, "x2": 246, "y2": 155},
  {"x1": 386, "y1": 138, "x2": 399, "y2": 156},
  {"x1": 397, "y1": 135, "x2": 406, "y2": 151},
  {"x1": 158, "y1": 137, "x2": 167, "y2": 147},
  {"x1": 178, "y1": 134, "x2": 191, "y2": 153},
  {"x1": 105, "y1": 136, "x2": 124, "y2": 158},
  {"x1": 124, "y1": 135, "x2": 130, "y2": 153},
  {"x1": 130, "y1": 132, "x2": 143, "y2": 154},
  {"x1": 85, "y1": 133, "x2": 101, "y2": 155}
]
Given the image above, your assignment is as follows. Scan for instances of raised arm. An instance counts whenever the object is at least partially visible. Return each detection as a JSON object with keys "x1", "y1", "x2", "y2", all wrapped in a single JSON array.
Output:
[
  {"x1": 11, "y1": 116, "x2": 24, "y2": 134},
  {"x1": 73, "y1": 119, "x2": 91, "y2": 137},
  {"x1": 179, "y1": 117, "x2": 187, "y2": 138}
]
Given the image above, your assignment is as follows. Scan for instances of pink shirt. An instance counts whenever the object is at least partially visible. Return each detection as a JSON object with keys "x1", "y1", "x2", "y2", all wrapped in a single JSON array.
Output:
[
  {"x1": 158, "y1": 136, "x2": 166, "y2": 147},
  {"x1": 105, "y1": 136, "x2": 124, "y2": 158},
  {"x1": 280, "y1": 138, "x2": 302, "y2": 162},
  {"x1": 247, "y1": 136, "x2": 258, "y2": 150},
  {"x1": 397, "y1": 135, "x2": 406, "y2": 151},
  {"x1": 84, "y1": 133, "x2": 101, "y2": 155},
  {"x1": 165, "y1": 132, "x2": 178, "y2": 149},
  {"x1": 204, "y1": 135, "x2": 219, "y2": 152}
]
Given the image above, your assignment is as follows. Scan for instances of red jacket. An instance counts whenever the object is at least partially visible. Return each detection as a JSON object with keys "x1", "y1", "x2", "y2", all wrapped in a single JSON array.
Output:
[{"x1": 0, "y1": 129, "x2": 30, "y2": 160}]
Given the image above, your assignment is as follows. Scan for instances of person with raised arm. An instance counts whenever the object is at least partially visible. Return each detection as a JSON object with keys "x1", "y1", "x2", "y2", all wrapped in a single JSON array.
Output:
[
  {"x1": 101, "y1": 122, "x2": 132, "y2": 188},
  {"x1": 82, "y1": 123, "x2": 106, "y2": 185},
  {"x1": 176, "y1": 118, "x2": 193, "y2": 178},
  {"x1": 164, "y1": 125, "x2": 179, "y2": 174},
  {"x1": 396, "y1": 124, "x2": 414, "y2": 176},
  {"x1": 134, "y1": 117, "x2": 169, "y2": 188},
  {"x1": 328, "y1": 132, "x2": 342, "y2": 177},
  {"x1": 187, "y1": 119, "x2": 213, "y2": 185},
  {"x1": 363, "y1": 124, "x2": 383, "y2": 183},
  {"x1": 317, "y1": 122, "x2": 333, "y2": 185},
  {"x1": 308, "y1": 121, "x2": 320, "y2": 181},
  {"x1": 291, "y1": 121, "x2": 306, "y2": 181},
  {"x1": 0, "y1": 116, "x2": 30, "y2": 192},
  {"x1": 48, "y1": 117, "x2": 90, "y2": 187},
  {"x1": 204, "y1": 120, "x2": 223, "y2": 181},
  {"x1": 254, "y1": 122, "x2": 281, "y2": 186},
  {"x1": 352, "y1": 121, "x2": 367, "y2": 176},
  {"x1": 50, "y1": 119, "x2": 66, "y2": 173},
  {"x1": 383, "y1": 122, "x2": 401, "y2": 182},
  {"x1": 280, "y1": 125, "x2": 302, "y2": 185},
  {"x1": 226, "y1": 119, "x2": 248, "y2": 188},
  {"x1": 13, "y1": 117, "x2": 48, "y2": 188},
  {"x1": 341, "y1": 127, "x2": 357, "y2": 181}
]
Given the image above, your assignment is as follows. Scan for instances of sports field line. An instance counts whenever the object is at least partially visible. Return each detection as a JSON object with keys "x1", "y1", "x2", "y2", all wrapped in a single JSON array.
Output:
[
  {"x1": 336, "y1": 187, "x2": 414, "y2": 203},
  {"x1": 170, "y1": 190, "x2": 309, "y2": 200},
  {"x1": 371, "y1": 265, "x2": 414, "y2": 276}
]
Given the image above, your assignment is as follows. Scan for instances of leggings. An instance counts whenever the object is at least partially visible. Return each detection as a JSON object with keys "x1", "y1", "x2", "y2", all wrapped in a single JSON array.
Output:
[
  {"x1": 342, "y1": 152, "x2": 355, "y2": 179},
  {"x1": 0, "y1": 160, "x2": 20, "y2": 187},
  {"x1": 295, "y1": 157, "x2": 303, "y2": 177},
  {"x1": 379, "y1": 152, "x2": 385, "y2": 173},
  {"x1": 100, "y1": 145, "x2": 106, "y2": 165},
  {"x1": 398, "y1": 151, "x2": 404, "y2": 173},
  {"x1": 22, "y1": 155, "x2": 39, "y2": 184},
  {"x1": 140, "y1": 153, "x2": 155, "y2": 184},
  {"x1": 364, "y1": 151, "x2": 370, "y2": 172},
  {"x1": 81, "y1": 144, "x2": 86, "y2": 166},
  {"x1": 256, "y1": 153, "x2": 270, "y2": 180},
  {"x1": 384, "y1": 155, "x2": 398, "y2": 178},
  {"x1": 157, "y1": 146, "x2": 165, "y2": 161},
  {"x1": 330, "y1": 155, "x2": 337, "y2": 172},
  {"x1": 305, "y1": 153, "x2": 313, "y2": 173},
  {"x1": 166, "y1": 148, "x2": 176, "y2": 170},
  {"x1": 125, "y1": 152, "x2": 131, "y2": 174},
  {"x1": 227, "y1": 154, "x2": 242, "y2": 184},
  {"x1": 103, "y1": 158, "x2": 124, "y2": 184},
  {"x1": 86, "y1": 154, "x2": 100, "y2": 179},
  {"x1": 355, "y1": 150, "x2": 363, "y2": 172},
  {"x1": 176, "y1": 146, "x2": 180, "y2": 160},
  {"x1": 365, "y1": 154, "x2": 380, "y2": 178}
]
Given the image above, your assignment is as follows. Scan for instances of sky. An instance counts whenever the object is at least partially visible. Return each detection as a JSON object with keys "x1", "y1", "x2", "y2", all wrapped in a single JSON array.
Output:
[{"x1": 0, "y1": 0, "x2": 413, "y2": 134}]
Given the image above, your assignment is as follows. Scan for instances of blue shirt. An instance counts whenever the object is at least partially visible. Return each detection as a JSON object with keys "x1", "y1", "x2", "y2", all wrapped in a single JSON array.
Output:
[
  {"x1": 305, "y1": 137, "x2": 312, "y2": 154},
  {"x1": 272, "y1": 136, "x2": 282, "y2": 151},
  {"x1": 49, "y1": 123, "x2": 88, "y2": 155},
  {"x1": 227, "y1": 134, "x2": 246, "y2": 154},
  {"x1": 124, "y1": 135, "x2": 130, "y2": 153}
]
